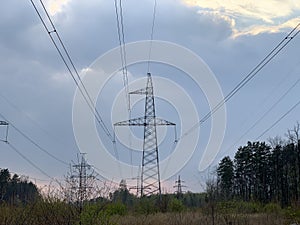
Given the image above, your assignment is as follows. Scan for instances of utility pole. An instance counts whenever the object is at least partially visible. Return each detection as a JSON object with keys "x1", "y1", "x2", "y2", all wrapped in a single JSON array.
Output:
[
  {"x1": 115, "y1": 73, "x2": 175, "y2": 198},
  {"x1": 173, "y1": 175, "x2": 186, "y2": 198}
]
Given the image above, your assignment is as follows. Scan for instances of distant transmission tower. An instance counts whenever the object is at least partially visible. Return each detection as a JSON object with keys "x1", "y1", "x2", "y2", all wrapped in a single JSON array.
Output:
[
  {"x1": 115, "y1": 73, "x2": 175, "y2": 198},
  {"x1": 66, "y1": 153, "x2": 95, "y2": 212},
  {"x1": 173, "y1": 175, "x2": 186, "y2": 198},
  {"x1": 127, "y1": 166, "x2": 141, "y2": 197}
]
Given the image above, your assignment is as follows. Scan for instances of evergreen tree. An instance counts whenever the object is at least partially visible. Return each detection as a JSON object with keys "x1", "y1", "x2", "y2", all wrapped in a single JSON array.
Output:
[
  {"x1": 217, "y1": 156, "x2": 234, "y2": 199},
  {"x1": 269, "y1": 144, "x2": 283, "y2": 203},
  {"x1": 252, "y1": 142, "x2": 271, "y2": 202},
  {"x1": 0, "y1": 169, "x2": 39, "y2": 205},
  {"x1": 234, "y1": 142, "x2": 253, "y2": 201},
  {"x1": 0, "y1": 168, "x2": 10, "y2": 202}
]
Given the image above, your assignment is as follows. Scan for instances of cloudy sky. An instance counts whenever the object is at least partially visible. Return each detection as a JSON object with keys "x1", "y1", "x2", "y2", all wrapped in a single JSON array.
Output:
[{"x1": 1, "y1": 0, "x2": 300, "y2": 192}]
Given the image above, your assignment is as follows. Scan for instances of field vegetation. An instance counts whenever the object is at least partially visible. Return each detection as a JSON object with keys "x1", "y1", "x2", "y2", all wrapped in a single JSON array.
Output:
[{"x1": 2, "y1": 123, "x2": 300, "y2": 224}]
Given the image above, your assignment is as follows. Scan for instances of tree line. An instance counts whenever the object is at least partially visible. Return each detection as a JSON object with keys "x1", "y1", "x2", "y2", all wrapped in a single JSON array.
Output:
[
  {"x1": 217, "y1": 123, "x2": 300, "y2": 207},
  {"x1": 0, "y1": 168, "x2": 39, "y2": 205}
]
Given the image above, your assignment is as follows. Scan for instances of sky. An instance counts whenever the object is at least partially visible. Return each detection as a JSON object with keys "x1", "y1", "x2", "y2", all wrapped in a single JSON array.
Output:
[{"x1": 0, "y1": 0, "x2": 300, "y2": 193}]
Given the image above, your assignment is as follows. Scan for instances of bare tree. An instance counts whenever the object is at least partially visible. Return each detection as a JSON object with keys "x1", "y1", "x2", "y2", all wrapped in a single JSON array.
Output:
[
  {"x1": 286, "y1": 122, "x2": 300, "y2": 202},
  {"x1": 268, "y1": 135, "x2": 286, "y2": 148},
  {"x1": 286, "y1": 121, "x2": 300, "y2": 144}
]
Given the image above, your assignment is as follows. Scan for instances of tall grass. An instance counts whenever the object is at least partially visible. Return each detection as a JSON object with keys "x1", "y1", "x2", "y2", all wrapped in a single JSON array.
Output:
[{"x1": 0, "y1": 200, "x2": 297, "y2": 225}]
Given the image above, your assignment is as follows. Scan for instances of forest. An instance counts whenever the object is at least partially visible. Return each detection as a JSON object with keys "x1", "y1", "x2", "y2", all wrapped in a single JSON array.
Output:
[
  {"x1": 1, "y1": 124, "x2": 300, "y2": 225},
  {"x1": 217, "y1": 123, "x2": 300, "y2": 207}
]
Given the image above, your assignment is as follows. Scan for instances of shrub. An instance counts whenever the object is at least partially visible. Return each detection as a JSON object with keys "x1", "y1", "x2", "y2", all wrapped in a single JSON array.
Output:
[
  {"x1": 263, "y1": 203, "x2": 281, "y2": 214},
  {"x1": 168, "y1": 199, "x2": 185, "y2": 212},
  {"x1": 135, "y1": 198, "x2": 157, "y2": 215},
  {"x1": 80, "y1": 203, "x2": 114, "y2": 225},
  {"x1": 106, "y1": 203, "x2": 127, "y2": 216},
  {"x1": 236, "y1": 201, "x2": 262, "y2": 213}
]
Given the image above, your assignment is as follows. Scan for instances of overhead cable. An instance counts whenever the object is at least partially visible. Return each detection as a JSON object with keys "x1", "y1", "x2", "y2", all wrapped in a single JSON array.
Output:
[
  {"x1": 0, "y1": 112, "x2": 68, "y2": 166},
  {"x1": 30, "y1": 0, "x2": 113, "y2": 141},
  {"x1": 147, "y1": 0, "x2": 157, "y2": 73},
  {"x1": 179, "y1": 23, "x2": 300, "y2": 141},
  {"x1": 114, "y1": 0, "x2": 130, "y2": 112},
  {"x1": 256, "y1": 99, "x2": 300, "y2": 140}
]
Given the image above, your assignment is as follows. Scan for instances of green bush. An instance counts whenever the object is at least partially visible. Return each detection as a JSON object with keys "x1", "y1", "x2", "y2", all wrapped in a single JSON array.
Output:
[
  {"x1": 135, "y1": 198, "x2": 158, "y2": 215},
  {"x1": 216, "y1": 200, "x2": 262, "y2": 214},
  {"x1": 106, "y1": 202, "x2": 127, "y2": 216},
  {"x1": 263, "y1": 203, "x2": 282, "y2": 214},
  {"x1": 235, "y1": 201, "x2": 262, "y2": 213},
  {"x1": 283, "y1": 206, "x2": 300, "y2": 221},
  {"x1": 168, "y1": 198, "x2": 185, "y2": 212},
  {"x1": 80, "y1": 203, "x2": 114, "y2": 225}
]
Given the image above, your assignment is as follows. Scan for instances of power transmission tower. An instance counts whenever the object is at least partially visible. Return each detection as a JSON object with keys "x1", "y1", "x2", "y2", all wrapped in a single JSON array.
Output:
[
  {"x1": 0, "y1": 121, "x2": 9, "y2": 143},
  {"x1": 66, "y1": 153, "x2": 95, "y2": 212},
  {"x1": 127, "y1": 166, "x2": 141, "y2": 197},
  {"x1": 173, "y1": 175, "x2": 186, "y2": 198},
  {"x1": 115, "y1": 73, "x2": 175, "y2": 198}
]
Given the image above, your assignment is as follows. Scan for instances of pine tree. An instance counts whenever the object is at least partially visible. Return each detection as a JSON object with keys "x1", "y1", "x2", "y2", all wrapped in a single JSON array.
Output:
[
  {"x1": 217, "y1": 156, "x2": 234, "y2": 199},
  {"x1": 234, "y1": 142, "x2": 253, "y2": 201},
  {"x1": 252, "y1": 142, "x2": 271, "y2": 202}
]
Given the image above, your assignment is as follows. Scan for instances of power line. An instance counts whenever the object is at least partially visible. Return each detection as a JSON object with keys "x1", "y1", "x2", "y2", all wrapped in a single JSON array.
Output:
[
  {"x1": 30, "y1": 0, "x2": 113, "y2": 141},
  {"x1": 179, "y1": 22, "x2": 300, "y2": 141},
  {"x1": 7, "y1": 142, "x2": 54, "y2": 180},
  {"x1": 147, "y1": 0, "x2": 157, "y2": 73},
  {"x1": 226, "y1": 69, "x2": 300, "y2": 150},
  {"x1": 119, "y1": 0, "x2": 131, "y2": 112},
  {"x1": 40, "y1": 0, "x2": 113, "y2": 140},
  {"x1": 119, "y1": 0, "x2": 128, "y2": 78},
  {"x1": 0, "y1": 92, "x2": 76, "y2": 153},
  {"x1": 233, "y1": 62, "x2": 298, "y2": 132},
  {"x1": 32, "y1": 0, "x2": 125, "y2": 180},
  {"x1": 114, "y1": 0, "x2": 130, "y2": 112},
  {"x1": 256, "y1": 99, "x2": 300, "y2": 140},
  {"x1": 0, "y1": 112, "x2": 68, "y2": 166},
  {"x1": 7, "y1": 142, "x2": 64, "y2": 189},
  {"x1": 114, "y1": 0, "x2": 135, "y2": 179},
  {"x1": 112, "y1": 131, "x2": 122, "y2": 178}
]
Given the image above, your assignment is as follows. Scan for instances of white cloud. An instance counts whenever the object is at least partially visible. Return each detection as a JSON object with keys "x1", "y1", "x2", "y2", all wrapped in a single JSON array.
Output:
[
  {"x1": 200, "y1": 10, "x2": 236, "y2": 27},
  {"x1": 44, "y1": 0, "x2": 71, "y2": 16},
  {"x1": 233, "y1": 17, "x2": 300, "y2": 38},
  {"x1": 50, "y1": 71, "x2": 71, "y2": 84},
  {"x1": 183, "y1": 0, "x2": 300, "y2": 37}
]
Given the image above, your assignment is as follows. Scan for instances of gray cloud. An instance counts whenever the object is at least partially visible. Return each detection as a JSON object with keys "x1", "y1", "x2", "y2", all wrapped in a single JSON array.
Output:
[{"x1": 0, "y1": 0, "x2": 299, "y2": 192}]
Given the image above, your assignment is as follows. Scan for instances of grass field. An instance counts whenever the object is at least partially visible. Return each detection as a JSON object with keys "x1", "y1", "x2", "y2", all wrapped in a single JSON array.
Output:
[
  {"x1": 111, "y1": 212, "x2": 289, "y2": 225},
  {"x1": 1, "y1": 201, "x2": 297, "y2": 225}
]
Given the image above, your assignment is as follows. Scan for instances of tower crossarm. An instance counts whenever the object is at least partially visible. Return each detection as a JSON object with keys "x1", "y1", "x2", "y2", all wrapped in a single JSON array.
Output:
[
  {"x1": 129, "y1": 88, "x2": 148, "y2": 95},
  {"x1": 114, "y1": 117, "x2": 175, "y2": 126},
  {"x1": 0, "y1": 121, "x2": 8, "y2": 126},
  {"x1": 114, "y1": 73, "x2": 176, "y2": 198},
  {"x1": 0, "y1": 121, "x2": 9, "y2": 143}
]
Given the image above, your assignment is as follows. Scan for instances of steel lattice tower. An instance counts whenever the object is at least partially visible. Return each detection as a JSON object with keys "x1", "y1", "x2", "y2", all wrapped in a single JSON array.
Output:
[
  {"x1": 67, "y1": 153, "x2": 95, "y2": 212},
  {"x1": 115, "y1": 73, "x2": 175, "y2": 197},
  {"x1": 173, "y1": 175, "x2": 186, "y2": 198}
]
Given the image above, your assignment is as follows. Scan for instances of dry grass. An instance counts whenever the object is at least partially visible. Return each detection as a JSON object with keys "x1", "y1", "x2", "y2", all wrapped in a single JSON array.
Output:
[
  {"x1": 112, "y1": 211, "x2": 290, "y2": 225},
  {"x1": 0, "y1": 201, "x2": 296, "y2": 225}
]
